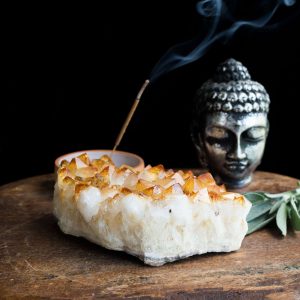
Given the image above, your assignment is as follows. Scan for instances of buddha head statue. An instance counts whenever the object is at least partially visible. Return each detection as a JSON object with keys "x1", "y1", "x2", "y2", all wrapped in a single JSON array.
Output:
[{"x1": 191, "y1": 58, "x2": 270, "y2": 188}]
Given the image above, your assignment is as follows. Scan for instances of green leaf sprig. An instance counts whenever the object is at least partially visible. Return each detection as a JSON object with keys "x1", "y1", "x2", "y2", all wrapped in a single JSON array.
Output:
[{"x1": 244, "y1": 182, "x2": 300, "y2": 236}]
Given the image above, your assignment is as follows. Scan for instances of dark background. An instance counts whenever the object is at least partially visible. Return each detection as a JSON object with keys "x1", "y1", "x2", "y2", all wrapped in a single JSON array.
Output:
[{"x1": 3, "y1": 1, "x2": 300, "y2": 185}]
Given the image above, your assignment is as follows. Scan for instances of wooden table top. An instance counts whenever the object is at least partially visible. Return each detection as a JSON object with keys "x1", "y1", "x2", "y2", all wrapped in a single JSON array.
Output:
[{"x1": 0, "y1": 171, "x2": 299, "y2": 299}]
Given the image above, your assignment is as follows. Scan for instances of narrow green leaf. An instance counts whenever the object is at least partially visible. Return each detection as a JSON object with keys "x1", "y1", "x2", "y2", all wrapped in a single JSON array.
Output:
[
  {"x1": 291, "y1": 199, "x2": 300, "y2": 214},
  {"x1": 269, "y1": 199, "x2": 284, "y2": 215},
  {"x1": 276, "y1": 202, "x2": 288, "y2": 236},
  {"x1": 247, "y1": 214, "x2": 275, "y2": 235},
  {"x1": 290, "y1": 200, "x2": 300, "y2": 231},
  {"x1": 246, "y1": 199, "x2": 273, "y2": 222},
  {"x1": 292, "y1": 188, "x2": 300, "y2": 201},
  {"x1": 297, "y1": 198, "x2": 300, "y2": 211},
  {"x1": 244, "y1": 192, "x2": 267, "y2": 204},
  {"x1": 287, "y1": 205, "x2": 292, "y2": 219},
  {"x1": 264, "y1": 192, "x2": 286, "y2": 199}
]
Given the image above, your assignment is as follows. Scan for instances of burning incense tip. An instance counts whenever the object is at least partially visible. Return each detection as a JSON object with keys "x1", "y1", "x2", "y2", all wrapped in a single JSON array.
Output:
[
  {"x1": 112, "y1": 79, "x2": 150, "y2": 153},
  {"x1": 137, "y1": 79, "x2": 150, "y2": 100}
]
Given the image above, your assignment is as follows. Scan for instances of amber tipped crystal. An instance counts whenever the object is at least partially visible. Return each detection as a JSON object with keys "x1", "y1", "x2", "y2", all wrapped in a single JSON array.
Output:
[
  {"x1": 55, "y1": 153, "x2": 243, "y2": 203},
  {"x1": 77, "y1": 153, "x2": 90, "y2": 165}
]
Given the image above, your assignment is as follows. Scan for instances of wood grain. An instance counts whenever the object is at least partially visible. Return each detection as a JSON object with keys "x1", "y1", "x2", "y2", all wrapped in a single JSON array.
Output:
[{"x1": 0, "y1": 172, "x2": 299, "y2": 299}]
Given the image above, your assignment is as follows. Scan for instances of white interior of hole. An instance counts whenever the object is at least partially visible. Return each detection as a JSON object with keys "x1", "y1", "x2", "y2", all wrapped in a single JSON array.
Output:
[{"x1": 58, "y1": 151, "x2": 140, "y2": 168}]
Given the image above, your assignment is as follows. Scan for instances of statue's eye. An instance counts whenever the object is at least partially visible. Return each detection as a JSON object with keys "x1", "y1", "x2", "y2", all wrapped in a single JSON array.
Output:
[
  {"x1": 205, "y1": 127, "x2": 230, "y2": 147},
  {"x1": 244, "y1": 127, "x2": 266, "y2": 142},
  {"x1": 206, "y1": 127, "x2": 229, "y2": 139}
]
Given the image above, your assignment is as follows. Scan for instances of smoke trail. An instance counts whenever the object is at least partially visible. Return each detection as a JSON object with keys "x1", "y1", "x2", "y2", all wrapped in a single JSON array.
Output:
[{"x1": 149, "y1": 0, "x2": 297, "y2": 81}]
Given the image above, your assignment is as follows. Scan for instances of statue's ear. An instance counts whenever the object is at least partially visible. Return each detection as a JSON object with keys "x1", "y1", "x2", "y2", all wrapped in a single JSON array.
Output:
[
  {"x1": 190, "y1": 120, "x2": 201, "y2": 152},
  {"x1": 190, "y1": 121, "x2": 208, "y2": 169}
]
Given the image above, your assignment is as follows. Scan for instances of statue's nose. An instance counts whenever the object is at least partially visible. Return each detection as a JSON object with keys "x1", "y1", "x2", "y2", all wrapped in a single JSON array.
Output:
[{"x1": 227, "y1": 139, "x2": 247, "y2": 160}]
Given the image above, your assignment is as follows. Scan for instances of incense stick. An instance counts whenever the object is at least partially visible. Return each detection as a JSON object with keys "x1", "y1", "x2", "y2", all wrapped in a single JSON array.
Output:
[{"x1": 112, "y1": 79, "x2": 150, "y2": 153}]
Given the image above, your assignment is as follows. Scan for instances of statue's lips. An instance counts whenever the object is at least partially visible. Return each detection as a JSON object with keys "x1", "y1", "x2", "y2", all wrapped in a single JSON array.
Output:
[{"x1": 224, "y1": 161, "x2": 248, "y2": 172}]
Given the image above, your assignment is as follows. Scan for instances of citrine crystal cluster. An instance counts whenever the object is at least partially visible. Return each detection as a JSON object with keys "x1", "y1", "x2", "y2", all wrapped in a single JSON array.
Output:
[{"x1": 54, "y1": 154, "x2": 251, "y2": 266}]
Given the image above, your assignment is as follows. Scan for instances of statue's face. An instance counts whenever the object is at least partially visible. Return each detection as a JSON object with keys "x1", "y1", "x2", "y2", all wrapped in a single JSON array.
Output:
[{"x1": 201, "y1": 112, "x2": 268, "y2": 187}]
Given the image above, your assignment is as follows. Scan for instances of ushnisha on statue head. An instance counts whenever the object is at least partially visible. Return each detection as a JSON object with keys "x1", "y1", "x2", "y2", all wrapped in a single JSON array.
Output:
[{"x1": 191, "y1": 58, "x2": 270, "y2": 188}]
